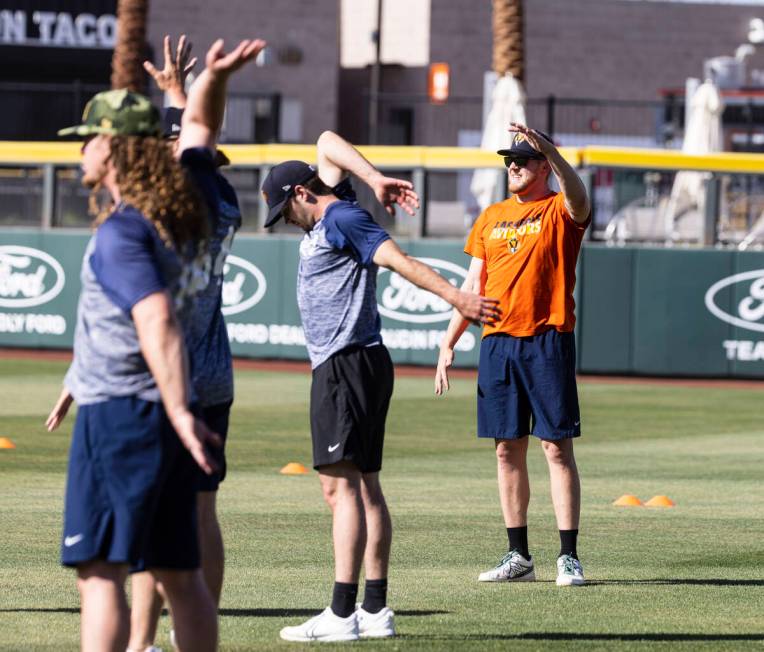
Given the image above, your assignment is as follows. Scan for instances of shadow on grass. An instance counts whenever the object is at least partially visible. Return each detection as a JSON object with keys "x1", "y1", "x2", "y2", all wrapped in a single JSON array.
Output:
[
  {"x1": 403, "y1": 633, "x2": 764, "y2": 642},
  {"x1": 0, "y1": 608, "x2": 79, "y2": 614},
  {"x1": 586, "y1": 578, "x2": 764, "y2": 587},
  {"x1": 0, "y1": 607, "x2": 449, "y2": 618},
  {"x1": 219, "y1": 608, "x2": 448, "y2": 618}
]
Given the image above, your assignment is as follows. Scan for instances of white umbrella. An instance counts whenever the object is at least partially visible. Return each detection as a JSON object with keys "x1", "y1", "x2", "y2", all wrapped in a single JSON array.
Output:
[
  {"x1": 663, "y1": 80, "x2": 724, "y2": 241},
  {"x1": 470, "y1": 73, "x2": 527, "y2": 213}
]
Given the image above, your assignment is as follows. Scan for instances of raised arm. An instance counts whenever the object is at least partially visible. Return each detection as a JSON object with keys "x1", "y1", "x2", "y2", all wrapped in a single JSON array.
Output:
[
  {"x1": 143, "y1": 34, "x2": 197, "y2": 109},
  {"x1": 179, "y1": 38, "x2": 266, "y2": 153},
  {"x1": 316, "y1": 130, "x2": 419, "y2": 216},
  {"x1": 435, "y1": 257, "x2": 487, "y2": 395},
  {"x1": 132, "y1": 290, "x2": 221, "y2": 474},
  {"x1": 509, "y1": 123, "x2": 590, "y2": 223}
]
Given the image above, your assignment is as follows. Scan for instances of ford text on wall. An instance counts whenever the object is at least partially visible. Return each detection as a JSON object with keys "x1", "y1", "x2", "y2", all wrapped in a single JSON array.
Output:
[{"x1": 0, "y1": 232, "x2": 483, "y2": 368}]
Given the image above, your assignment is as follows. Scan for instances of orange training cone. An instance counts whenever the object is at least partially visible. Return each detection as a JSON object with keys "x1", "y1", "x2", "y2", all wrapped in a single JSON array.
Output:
[
  {"x1": 280, "y1": 462, "x2": 309, "y2": 475},
  {"x1": 645, "y1": 495, "x2": 675, "y2": 507},
  {"x1": 0, "y1": 437, "x2": 16, "y2": 449},
  {"x1": 613, "y1": 494, "x2": 643, "y2": 507}
]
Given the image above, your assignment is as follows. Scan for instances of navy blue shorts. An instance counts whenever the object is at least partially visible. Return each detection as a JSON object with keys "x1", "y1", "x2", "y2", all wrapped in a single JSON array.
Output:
[
  {"x1": 197, "y1": 400, "x2": 232, "y2": 492},
  {"x1": 477, "y1": 330, "x2": 581, "y2": 440},
  {"x1": 61, "y1": 396, "x2": 200, "y2": 570}
]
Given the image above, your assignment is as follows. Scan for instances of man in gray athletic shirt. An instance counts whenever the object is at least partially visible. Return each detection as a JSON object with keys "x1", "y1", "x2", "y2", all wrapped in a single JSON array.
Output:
[{"x1": 264, "y1": 131, "x2": 501, "y2": 643}]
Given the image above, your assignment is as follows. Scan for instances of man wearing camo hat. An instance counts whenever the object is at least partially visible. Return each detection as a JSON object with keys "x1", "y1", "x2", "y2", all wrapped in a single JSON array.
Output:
[{"x1": 47, "y1": 81, "x2": 240, "y2": 650}]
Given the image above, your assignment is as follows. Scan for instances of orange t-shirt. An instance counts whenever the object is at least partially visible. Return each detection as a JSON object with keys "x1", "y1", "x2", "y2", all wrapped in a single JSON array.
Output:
[{"x1": 465, "y1": 192, "x2": 588, "y2": 338}]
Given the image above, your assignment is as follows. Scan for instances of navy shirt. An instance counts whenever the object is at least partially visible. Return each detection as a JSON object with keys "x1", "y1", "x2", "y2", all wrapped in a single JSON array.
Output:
[
  {"x1": 297, "y1": 179, "x2": 390, "y2": 368},
  {"x1": 178, "y1": 148, "x2": 241, "y2": 407}
]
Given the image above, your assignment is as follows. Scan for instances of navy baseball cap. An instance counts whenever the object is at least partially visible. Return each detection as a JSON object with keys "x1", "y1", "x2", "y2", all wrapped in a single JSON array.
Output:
[
  {"x1": 261, "y1": 160, "x2": 317, "y2": 227},
  {"x1": 497, "y1": 130, "x2": 554, "y2": 158}
]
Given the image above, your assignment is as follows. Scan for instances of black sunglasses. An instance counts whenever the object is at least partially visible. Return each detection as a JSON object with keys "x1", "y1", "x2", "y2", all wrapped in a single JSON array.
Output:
[{"x1": 504, "y1": 156, "x2": 539, "y2": 168}]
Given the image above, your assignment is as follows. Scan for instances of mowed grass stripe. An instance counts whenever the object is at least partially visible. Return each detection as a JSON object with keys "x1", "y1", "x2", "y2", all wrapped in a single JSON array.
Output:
[{"x1": 0, "y1": 358, "x2": 762, "y2": 650}]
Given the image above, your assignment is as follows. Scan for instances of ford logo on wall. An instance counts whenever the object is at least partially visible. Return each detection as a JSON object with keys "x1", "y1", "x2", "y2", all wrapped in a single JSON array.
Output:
[
  {"x1": 0, "y1": 245, "x2": 66, "y2": 308},
  {"x1": 221, "y1": 255, "x2": 267, "y2": 316},
  {"x1": 377, "y1": 257, "x2": 468, "y2": 324},
  {"x1": 705, "y1": 269, "x2": 764, "y2": 333}
]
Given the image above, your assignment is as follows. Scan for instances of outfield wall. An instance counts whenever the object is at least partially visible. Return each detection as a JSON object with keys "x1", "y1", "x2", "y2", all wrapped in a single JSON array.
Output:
[{"x1": 2, "y1": 230, "x2": 764, "y2": 377}]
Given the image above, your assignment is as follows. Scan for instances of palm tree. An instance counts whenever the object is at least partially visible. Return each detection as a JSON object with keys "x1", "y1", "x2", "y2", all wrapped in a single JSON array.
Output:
[
  {"x1": 492, "y1": 0, "x2": 524, "y2": 81},
  {"x1": 110, "y1": 0, "x2": 149, "y2": 92}
]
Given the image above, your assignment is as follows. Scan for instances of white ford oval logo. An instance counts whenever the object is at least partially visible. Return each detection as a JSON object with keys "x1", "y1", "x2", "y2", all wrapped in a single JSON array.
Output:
[
  {"x1": 221, "y1": 255, "x2": 267, "y2": 316},
  {"x1": 377, "y1": 257, "x2": 468, "y2": 324},
  {"x1": 0, "y1": 245, "x2": 66, "y2": 308},
  {"x1": 705, "y1": 269, "x2": 764, "y2": 333}
]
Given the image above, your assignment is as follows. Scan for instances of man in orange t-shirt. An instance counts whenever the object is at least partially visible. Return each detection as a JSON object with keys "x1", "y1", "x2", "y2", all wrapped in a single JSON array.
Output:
[{"x1": 435, "y1": 123, "x2": 590, "y2": 587}]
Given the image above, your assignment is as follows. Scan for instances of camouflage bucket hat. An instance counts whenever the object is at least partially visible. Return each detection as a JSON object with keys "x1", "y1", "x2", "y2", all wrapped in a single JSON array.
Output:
[{"x1": 58, "y1": 89, "x2": 162, "y2": 138}]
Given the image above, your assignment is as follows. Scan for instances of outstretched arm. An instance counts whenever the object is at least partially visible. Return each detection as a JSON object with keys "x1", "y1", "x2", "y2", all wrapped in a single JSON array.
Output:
[
  {"x1": 373, "y1": 239, "x2": 499, "y2": 326},
  {"x1": 509, "y1": 123, "x2": 590, "y2": 223},
  {"x1": 143, "y1": 34, "x2": 197, "y2": 108},
  {"x1": 179, "y1": 38, "x2": 266, "y2": 153},
  {"x1": 316, "y1": 130, "x2": 419, "y2": 216}
]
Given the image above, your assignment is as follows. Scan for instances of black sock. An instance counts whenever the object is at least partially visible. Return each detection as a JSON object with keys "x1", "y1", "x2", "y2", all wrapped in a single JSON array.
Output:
[
  {"x1": 361, "y1": 578, "x2": 387, "y2": 614},
  {"x1": 559, "y1": 529, "x2": 578, "y2": 559},
  {"x1": 507, "y1": 526, "x2": 529, "y2": 559},
  {"x1": 331, "y1": 582, "x2": 358, "y2": 618}
]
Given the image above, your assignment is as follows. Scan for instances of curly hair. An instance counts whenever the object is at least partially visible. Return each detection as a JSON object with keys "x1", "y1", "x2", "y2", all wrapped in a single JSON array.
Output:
[{"x1": 88, "y1": 136, "x2": 208, "y2": 248}]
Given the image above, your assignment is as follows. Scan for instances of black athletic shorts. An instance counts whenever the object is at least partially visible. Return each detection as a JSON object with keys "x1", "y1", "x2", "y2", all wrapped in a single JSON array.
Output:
[
  {"x1": 197, "y1": 400, "x2": 233, "y2": 492},
  {"x1": 310, "y1": 344, "x2": 394, "y2": 473}
]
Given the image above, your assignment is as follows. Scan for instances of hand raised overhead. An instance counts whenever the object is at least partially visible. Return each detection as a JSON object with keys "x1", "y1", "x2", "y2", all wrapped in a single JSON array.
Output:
[
  {"x1": 204, "y1": 38, "x2": 267, "y2": 77},
  {"x1": 143, "y1": 34, "x2": 197, "y2": 95}
]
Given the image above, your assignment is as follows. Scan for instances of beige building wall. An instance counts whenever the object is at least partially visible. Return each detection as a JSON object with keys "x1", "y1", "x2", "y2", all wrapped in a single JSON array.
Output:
[{"x1": 340, "y1": 0, "x2": 431, "y2": 67}]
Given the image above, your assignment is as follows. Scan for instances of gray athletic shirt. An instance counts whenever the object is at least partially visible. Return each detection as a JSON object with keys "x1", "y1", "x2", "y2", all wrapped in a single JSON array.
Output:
[
  {"x1": 297, "y1": 179, "x2": 390, "y2": 368},
  {"x1": 64, "y1": 206, "x2": 190, "y2": 405}
]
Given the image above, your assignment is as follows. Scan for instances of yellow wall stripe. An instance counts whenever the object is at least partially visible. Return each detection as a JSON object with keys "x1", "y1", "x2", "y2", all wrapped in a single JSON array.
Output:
[{"x1": 0, "y1": 141, "x2": 760, "y2": 173}]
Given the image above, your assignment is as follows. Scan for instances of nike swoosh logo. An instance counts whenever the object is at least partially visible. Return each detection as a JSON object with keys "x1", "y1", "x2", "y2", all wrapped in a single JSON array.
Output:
[
  {"x1": 328, "y1": 443, "x2": 341, "y2": 453},
  {"x1": 64, "y1": 534, "x2": 83, "y2": 547},
  {"x1": 574, "y1": 421, "x2": 580, "y2": 426}
]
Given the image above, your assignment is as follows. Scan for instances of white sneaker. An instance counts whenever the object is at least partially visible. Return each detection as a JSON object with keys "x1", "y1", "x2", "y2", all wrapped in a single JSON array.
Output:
[
  {"x1": 556, "y1": 554, "x2": 585, "y2": 586},
  {"x1": 478, "y1": 549, "x2": 536, "y2": 582},
  {"x1": 356, "y1": 606, "x2": 396, "y2": 638},
  {"x1": 279, "y1": 607, "x2": 359, "y2": 642}
]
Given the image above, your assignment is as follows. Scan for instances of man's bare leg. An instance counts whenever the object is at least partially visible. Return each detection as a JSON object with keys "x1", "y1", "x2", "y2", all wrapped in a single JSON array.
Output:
[
  {"x1": 357, "y1": 471, "x2": 395, "y2": 633},
  {"x1": 128, "y1": 572, "x2": 164, "y2": 651},
  {"x1": 77, "y1": 561, "x2": 130, "y2": 652},
  {"x1": 495, "y1": 437, "x2": 530, "y2": 527},
  {"x1": 360, "y1": 472, "x2": 391, "y2": 580},
  {"x1": 279, "y1": 460, "x2": 365, "y2": 642},
  {"x1": 477, "y1": 438, "x2": 535, "y2": 582},
  {"x1": 541, "y1": 438, "x2": 580, "y2": 530},
  {"x1": 153, "y1": 568, "x2": 217, "y2": 652},
  {"x1": 542, "y1": 437, "x2": 584, "y2": 585},
  {"x1": 319, "y1": 460, "x2": 366, "y2": 584},
  {"x1": 197, "y1": 491, "x2": 224, "y2": 606}
]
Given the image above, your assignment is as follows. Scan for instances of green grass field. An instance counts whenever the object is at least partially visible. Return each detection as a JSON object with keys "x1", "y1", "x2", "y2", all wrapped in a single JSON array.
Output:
[{"x1": 1, "y1": 357, "x2": 763, "y2": 651}]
